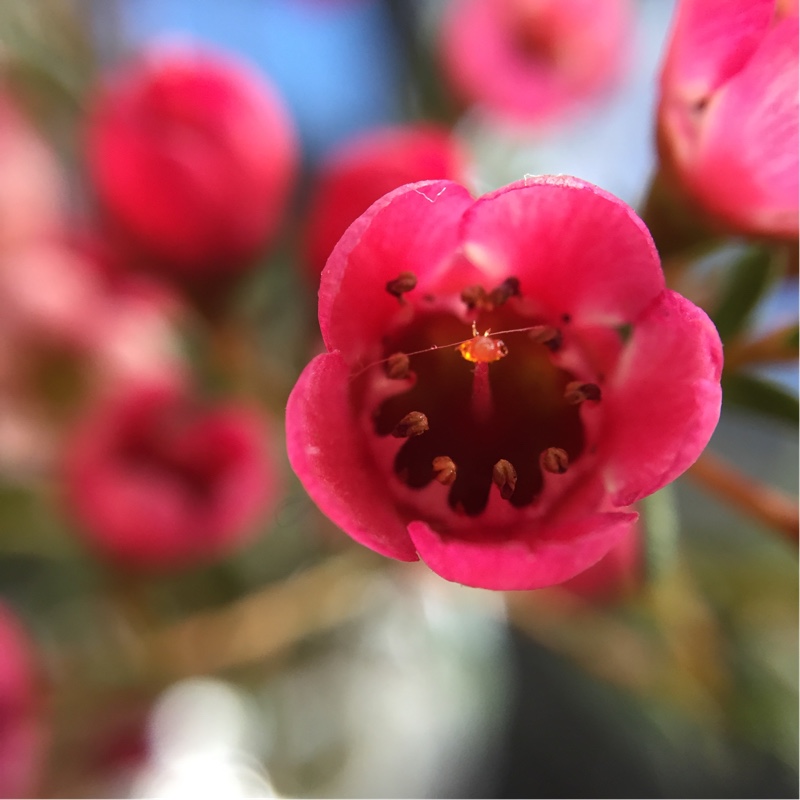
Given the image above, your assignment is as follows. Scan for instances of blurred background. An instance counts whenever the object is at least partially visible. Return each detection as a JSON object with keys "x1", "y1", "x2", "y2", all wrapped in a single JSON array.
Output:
[{"x1": 0, "y1": 0, "x2": 796, "y2": 797}]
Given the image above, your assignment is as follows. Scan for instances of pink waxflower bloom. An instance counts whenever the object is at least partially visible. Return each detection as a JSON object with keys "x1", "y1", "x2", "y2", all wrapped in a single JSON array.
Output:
[
  {"x1": 657, "y1": 0, "x2": 799, "y2": 239},
  {"x1": 286, "y1": 176, "x2": 722, "y2": 590},
  {"x1": 85, "y1": 42, "x2": 297, "y2": 282},
  {"x1": 64, "y1": 382, "x2": 280, "y2": 570},
  {"x1": 304, "y1": 125, "x2": 467, "y2": 279},
  {"x1": 437, "y1": 0, "x2": 632, "y2": 126},
  {"x1": 0, "y1": 605, "x2": 44, "y2": 799}
]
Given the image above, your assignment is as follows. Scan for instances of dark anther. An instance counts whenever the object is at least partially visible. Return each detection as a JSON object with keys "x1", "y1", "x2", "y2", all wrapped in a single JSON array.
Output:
[
  {"x1": 385, "y1": 352, "x2": 411, "y2": 380},
  {"x1": 432, "y1": 456, "x2": 457, "y2": 486},
  {"x1": 541, "y1": 447, "x2": 569, "y2": 474},
  {"x1": 488, "y1": 276, "x2": 521, "y2": 307},
  {"x1": 561, "y1": 313, "x2": 572, "y2": 323},
  {"x1": 492, "y1": 458, "x2": 518, "y2": 500},
  {"x1": 460, "y1": 284, "x2": 488, "y2": 310},
  {"x1": 392, "y1": 411, "x2": 429, "y2": 438},
  {"x1": 386, "y1": 271, "x2": 418, "y2": 300},
  {"x1": 528, "y1": 325, "x2": 562, "y2": 352},
  {"x1": 564, "y1": 381, "x2": 602, "y2": 404}
]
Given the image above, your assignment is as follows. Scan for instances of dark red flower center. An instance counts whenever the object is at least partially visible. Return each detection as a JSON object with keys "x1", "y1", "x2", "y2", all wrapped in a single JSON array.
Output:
[{"x1": 370, "y1": 284, "x2": 593, "y2": 517}]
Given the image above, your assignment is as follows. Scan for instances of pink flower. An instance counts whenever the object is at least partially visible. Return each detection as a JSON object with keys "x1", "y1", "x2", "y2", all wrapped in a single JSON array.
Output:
[
  {"x1": 64, "y1": 382, "x2": 280, "y2": 570},
  {"x1": 438, "y1": 0, "x2": 632, "y2": 126},
  {"x1": 86, "y1": 42, "x2": 297, "y2": 281},
  {"x1": 0, "y1": 93, "x2": 64, "y2": 252},
  {"x1": 657, "y1": 0, "x2": 799, "y2": 239},
  {"x1": 304, "y1": 125, "x2": 466, "y2": 278},
  {"x1": 286, "y1": 176, "x2": 722, "y2": 590},
  {"x1": 0, "y1": 605, "x2": 44, "y2": 799}
]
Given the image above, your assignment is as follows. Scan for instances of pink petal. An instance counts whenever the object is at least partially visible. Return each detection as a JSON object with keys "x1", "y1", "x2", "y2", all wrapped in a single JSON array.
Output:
[
  {"x1": 408, "y1": 511, "x2": 637, "y2": 591},
  {"x1": 660, "y1": 0, "x2": 775, "y2": 98},
  {"x1": 460, "y1": 176, "x2": 664, "y2": 324},
  {"x1": 600, "y1": 289, "x2": 723, "y2": 506},
  {"x1": 286, "y1": 352, "x2": 418, "y2": 561},
  {"x1": 691, "y1": 17, "x2": 799, "y2": 237},
  {"x1": 318, "y1": 180, "x2": 474, "y2": 361}
]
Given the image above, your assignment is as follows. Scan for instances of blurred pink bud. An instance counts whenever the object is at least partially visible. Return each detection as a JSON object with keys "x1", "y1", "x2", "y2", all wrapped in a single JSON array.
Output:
[
  {"x1": 304, "y1": 125, "x2": 467, "y2": 278},
  {"x1": 63, "y1": 382, "x2": 281, "y2": 570},
  {"x1": 0, "y1": 605, "x2": 44, "y2": 799},
  {"x1": 658, "y1": 0, "x2": 799, "y2": 239},
  {"x1": 0, "y1": 94, "x2": 64, "y2": 251},
  {"x1": 438, "y1": 0, "x2": 632, "y2": 126},
  {"x1": 86, "y1": 42, "x2": 298, "y2": 283},
  {"x1": 559, "y1": 518, "x2": 643, "y2": 602}
]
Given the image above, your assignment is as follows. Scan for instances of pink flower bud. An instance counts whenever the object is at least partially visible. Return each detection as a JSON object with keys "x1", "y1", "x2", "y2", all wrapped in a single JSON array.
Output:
[
  {"x1": 86, "y1": 42, "x2": 297, "y2": 282},
  {"x1": 0, "y1": 605, "x2": 44, "y2": 799},
  {"x1": 63, "y1": 382, "x2": 281, "y2": 570},
  {"x1": 657, "y1": 0, "x2": 799, "y2": 239},
  {"x1": 438, "y1": 0, "x2": 632, "y2": 126},
  {"x1": 286, "y1": 176, "x2": 722, "y2": 590},
  {"x1": 304, "y1": 125, "x2": 466, "y2": 278}
]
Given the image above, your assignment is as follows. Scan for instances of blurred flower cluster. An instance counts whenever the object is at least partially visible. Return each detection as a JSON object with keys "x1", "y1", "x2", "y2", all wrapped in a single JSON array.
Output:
[{"x1": 0, "y1": 0, "x2": 796, "y2": 797}]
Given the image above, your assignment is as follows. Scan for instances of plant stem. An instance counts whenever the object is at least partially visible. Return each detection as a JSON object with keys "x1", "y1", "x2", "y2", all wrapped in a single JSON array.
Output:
[{"x1": 688, "y1": 451, "x2": 799, "y2": 543}]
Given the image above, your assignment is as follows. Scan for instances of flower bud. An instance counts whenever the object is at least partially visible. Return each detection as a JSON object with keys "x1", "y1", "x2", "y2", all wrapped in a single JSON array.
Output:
[{"x1": 86, "y1": 42, "x2": 297, "y2": 285}]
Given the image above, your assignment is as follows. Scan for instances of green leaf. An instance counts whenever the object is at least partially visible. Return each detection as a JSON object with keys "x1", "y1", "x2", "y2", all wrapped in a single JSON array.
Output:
[
  {"x1": 711, "y1": 248, "x2": 785, "y2": 342},
  {"x1": 722, "y1": 373, "x2": 799, "y2": 426},
  {"x1": 641, "y1": 484, "x2": 681, "y2": 581}
]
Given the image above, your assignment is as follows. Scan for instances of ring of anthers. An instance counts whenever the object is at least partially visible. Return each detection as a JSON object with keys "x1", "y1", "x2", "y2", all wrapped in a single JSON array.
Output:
[{"x1": 371, "y1": 272, "x2": 602, "y2": 517}]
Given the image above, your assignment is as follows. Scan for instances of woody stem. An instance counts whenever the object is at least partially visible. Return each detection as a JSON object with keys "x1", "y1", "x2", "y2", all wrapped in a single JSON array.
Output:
[{"x1": 687, "y1": 451, "x2": 799, "y2": 544}]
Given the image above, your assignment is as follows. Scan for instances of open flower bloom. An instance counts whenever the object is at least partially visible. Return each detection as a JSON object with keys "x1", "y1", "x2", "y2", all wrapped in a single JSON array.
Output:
[
  {"x1": 86, "y1": 42, "x2": 297, "y2": 281},
  {"x1": 0, "y1": 605, "x2": 44, "y2": 799},
  {"x1": 438, "y1": 0, "x2": 632, "y2": 126},
  {"x1": 287, "y1": 176, "x2": 722, "y2": 590},
  {"x1": 657, "y1": 0, "x2": 799, "y2": 239},
  {"x1": 64, "y1": 382, "x2": 280, "y2": 570},
  {"x1": 304, "y1": 125, "x2": 466, "y2": 279}
]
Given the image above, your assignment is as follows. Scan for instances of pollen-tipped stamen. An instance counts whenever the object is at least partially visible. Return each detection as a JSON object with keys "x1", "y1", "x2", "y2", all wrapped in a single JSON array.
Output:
[
  {"x1": 493, "y1": 459, "x2": 518, "y2": 499},
  {"x1": 385, "y1": 352, "x2": 411, "y2": 380},
  {"x1": 432, "y1": 456, "x2": 457, "y2": 486},
  {"x1": 529, "y1": 325, "x2": 562, "y2": 352},
  {"x1": 564, "y1": 381, "x2": 602, "y2": 404},
  {"x1": 385, "y1": 271, "x2": 417, "y2": 301},
  {"x1": 392, "y1": 411, "x2": 429, "y2": 438},
  {"x1": 541, "y1": 447, "x2": 569, "y2": 474}
]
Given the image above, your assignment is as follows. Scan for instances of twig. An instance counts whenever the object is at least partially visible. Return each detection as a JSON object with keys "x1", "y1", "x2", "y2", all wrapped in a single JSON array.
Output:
[{"x1": 688, "y1": 451, "x2": 799, "y2": 543}]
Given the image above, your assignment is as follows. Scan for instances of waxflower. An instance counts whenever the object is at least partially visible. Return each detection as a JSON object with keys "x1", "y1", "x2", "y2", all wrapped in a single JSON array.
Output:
[
  {"x1": 0, "y1": 604, "x2": 44, "y2": 799},
  {"x1": 63, "y1": 381, "x2": 280, "y2": 570},
  {"x1": 85, "y1": 42, "x2": 297, "y2": 284},
  {"x1": 437, "y1": 0, "x2": 632, "y2": 126},
  {"x1": 657, "y1": 0, "x2": 799, "y2": 239},
  {"x1": 304, "y1": 125, "x2": 466, "y2": 278},
  {"x1": 286, "y1": 176, "x2": 722, "y2": 590}
]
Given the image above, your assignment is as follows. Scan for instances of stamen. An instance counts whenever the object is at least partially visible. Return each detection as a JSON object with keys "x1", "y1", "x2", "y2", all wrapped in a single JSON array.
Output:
[
  {"x1": 432, "y1": 456, "x2": 457, "y2": 486},
  {"x1": 385, "y1": 352, "x2": 411, "y2": 380},
  {"x1": 541, "y1": 447, "x2": 569, "y2": 474},
  {"x1": 528, "y1": 325, "x2": 562, "y2": 352},
  {"x1": 564, "y1": 382, "x2": 602, "y2": 404},
  {"x1": 487, "y1": 276, "x2": 521, "y2": 307},
  {"x1": 460, "y1": 284, "x2": 488, "y2": 311},
  {"x1": 493, "y1": 459, "x2": 518, "y2": 499},
  {"x1": 385, "y1": 272, "x2": 418, "y2": 300},
  {"x1": 392, "y1": 411, "x2": 429, "y2": 438}
]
